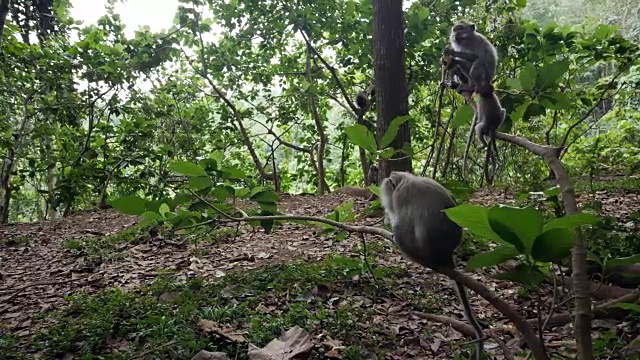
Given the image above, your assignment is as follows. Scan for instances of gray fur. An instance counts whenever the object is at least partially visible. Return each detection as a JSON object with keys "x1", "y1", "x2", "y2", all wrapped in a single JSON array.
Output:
[
  {"x1": 380, "y1": 171, "x2": 483, "y2": 360},
  {"x1": 448, "y1": 22, "x2": 498, "y2": 90},
  {"x1": 475, "y1": 91, "x2": 506, "y2": 149},
  {"x1": 380, "y1": 171, "x2": 462, "y2": 269}
]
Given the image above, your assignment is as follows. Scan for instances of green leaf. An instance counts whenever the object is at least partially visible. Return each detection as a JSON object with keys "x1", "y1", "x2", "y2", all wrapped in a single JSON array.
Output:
[
  {"x1": 345, "y1": 124, "x2": 377, "y2": 153},
  {"x1": 607, "y1": 254, "x2": 640, "y2": 268},
  {"x1": 159, "y1": 203, "x2": 170, "y2": 218},
  {"x1": 612, "y1": 303, "x2": 640, "y2": 313},
  {"x1": 381, "y1": 115, "x2": 410, "y2": 148},
  {"x1": 544, "y1": 213, "x2": 599, "y2": 231},
  {"x1": 488, "y1": 205, "x2": 542, "y2": 254},
  {"x1": 543, "y1": 186, "x2": 561, "y2": 197},
  {"x1": 523, "y1": 103, "x2": 546, "y2": 121},
  {"x1": 531, "y1": 227, "x2": 574, "y2": 262},
  {"x1": 495, "y1": 263, "x2": 545, "y2": 287},
  {"x1": 467, "y1": 245, "x2": 520, "y2": 269},
  {"x1": 516, "y1": 0, "x2": 527, "y2": 7},
  {"x1": 209, "y1": 150, "x2": 225, "y2": 165},
  {"x1": 519, "y1": 64, "x2": 537, "y2": 91},
  {"x1": 251, "y1": 190, "x2": 280, "y2": 204},
  {"x1": 222, "y1": 167, "x2": 247, "y2": 180},
  {"x1": 595, "y1": 24, "x2": 610, "y2": 40},
  {"x1": 213, "y1": 186, "x2": 231, "y2": 202},
  {"x1": 537, "y1": 59, "x2": 569, "y2": 89},
  {"x1": 189, "y1": 176, "x2": 214, "y2": 190},
  {"x1": 140, "y1": 211, "x2": 164, "y2": 226},
  {"x1": 505, "y1": 77, "x2": 522, "y2": 91},
  {"x1": 169, "y1": 161, "x2": 207, "y2": 177},
  {"x1": 450, "y1": 104, "x2": 475, "y2": 129},
  {"x1": 416, "y1": 6, "x2": 430, "y2": 21},
  {"x1": 110, "y1": 195, "x2": 147, "y2": 215},
  {"x1": 444, "y1": 204, "x2": 502, "y2": 242}
]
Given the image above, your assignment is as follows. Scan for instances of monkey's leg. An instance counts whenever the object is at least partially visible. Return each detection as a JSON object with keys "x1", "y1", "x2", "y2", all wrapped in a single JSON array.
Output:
[
  {"x1": 475, "y1": 122, "x2": 488, "y2": 150},
  {"x1": 468, "y1": 61, "x2": 494, "y2": 93},
  {"x1": 454, "y1": 280, "x2": 484, "y2": 360}
]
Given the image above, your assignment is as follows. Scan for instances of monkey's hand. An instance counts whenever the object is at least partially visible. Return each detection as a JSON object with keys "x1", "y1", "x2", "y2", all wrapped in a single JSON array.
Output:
[{"x1": 476, "y1": 143, "x2": 487, "y2": 150}]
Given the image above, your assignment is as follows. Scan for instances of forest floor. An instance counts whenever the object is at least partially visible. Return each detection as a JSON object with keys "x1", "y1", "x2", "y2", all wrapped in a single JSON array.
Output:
[{"x1": 1, "y1": 182, "x2": 640, "y2": 359}]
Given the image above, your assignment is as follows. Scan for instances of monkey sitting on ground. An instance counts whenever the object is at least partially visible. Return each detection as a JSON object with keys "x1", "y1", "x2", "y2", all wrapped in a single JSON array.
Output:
[
  {"x1": 380, "y1": 171, "x2": 484, "y2": 359},
  {"x1": 443, "y1": 22, "x2": 498, "y2": 95}
]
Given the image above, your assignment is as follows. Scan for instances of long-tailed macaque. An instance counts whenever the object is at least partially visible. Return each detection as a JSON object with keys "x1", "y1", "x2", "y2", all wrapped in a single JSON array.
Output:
[
  {"x1": 367, "y1": 163, "x2": 379, "y2": 186},
  {"x1": 443, "y1": 22, "x2": 498, "y2": 94},
  {"x1": 380, "y1": 171, "x2": 483, "y2": 359},
  {"x1": 475, "y1": 84, "x2": 506, "y2": 150}
]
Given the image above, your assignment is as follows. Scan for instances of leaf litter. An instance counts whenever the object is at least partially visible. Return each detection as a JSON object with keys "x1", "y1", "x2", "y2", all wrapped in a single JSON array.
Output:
[{"x1": 0, "y1": 189, "x2": 639, "y2": 358}]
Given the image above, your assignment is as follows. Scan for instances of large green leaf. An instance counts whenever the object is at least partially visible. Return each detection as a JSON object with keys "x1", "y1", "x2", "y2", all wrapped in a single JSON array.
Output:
[
  {"x1": 251, "y1": 190, "x2": 280, "y2": 204},
  {"x1": 495, "y1": 263, "x2": 545, "y2": 287},
  {"x1": 467, "y1": 245, "x2": 520, "y2": 269},
  {"x1": 169, "y1": 161, "x2": 207, "y2": 177},
  {"x1": 189, "y1": 176, "x2": 214, "y2": 190},
  {"x1": 345, "y1": 124, "x2": 377, "y2": 153},
  {"x1": 607, "y1": 254, "x2": 640, "y2": 268},
  {"x1": 544, "y1": 213, "x2": 599, "y2": 231},
  {"x1": 612, "y1": 303, "x2": 640, "y2": 313},
  {"x1": 110, "y1": 195, "x2": 147, "y2": 215},
  {"x1": 444, "y1": 204, "x2": 502, "y2": 242},
  {"x1": 488, "y1": 205, "x2": 542, "y2": 254},
  {"x1": 381, "y1": 115, "x2": 410, "y2": 148},
  {"x1": 537, "y1": 59, "x2": 569, "y2": 89},
  {"x1": 531, "y1": 227, "x2": 574, "y2": 263},
  {"x1": 450, "y1": 104, "x2": 475, "y2": 129},
  {"x1": 519, "y1": 64, "x2": 537, "y2": 91}
]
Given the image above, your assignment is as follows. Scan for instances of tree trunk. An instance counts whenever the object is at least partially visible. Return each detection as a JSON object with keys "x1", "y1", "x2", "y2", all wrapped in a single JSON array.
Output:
[
  {"x1": 305, "y1": 36, "x2": 328, "y2": 195},
  {"x1": 372, "y1": 0, "x2": 411, "y2": 178}
]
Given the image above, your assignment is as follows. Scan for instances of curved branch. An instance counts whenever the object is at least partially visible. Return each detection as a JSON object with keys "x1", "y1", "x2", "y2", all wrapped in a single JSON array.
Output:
[{"x1": 299, "y1": 30, "x2": 358, "y2": 114}]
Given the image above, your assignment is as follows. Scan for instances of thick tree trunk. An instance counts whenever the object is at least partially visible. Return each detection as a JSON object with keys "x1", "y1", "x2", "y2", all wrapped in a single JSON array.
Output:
[{"x1": 372, "y1": 0, "x2": 411, "y2": 178}]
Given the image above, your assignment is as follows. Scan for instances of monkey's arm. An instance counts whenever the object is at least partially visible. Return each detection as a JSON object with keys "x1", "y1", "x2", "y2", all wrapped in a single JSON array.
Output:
[{"x1": 443, "y1": 48, "x2": 479, "y2": 63}]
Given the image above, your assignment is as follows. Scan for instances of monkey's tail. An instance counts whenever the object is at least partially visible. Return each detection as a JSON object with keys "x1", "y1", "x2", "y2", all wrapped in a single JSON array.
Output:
[
  {"x1": 462, "y1": 113, "x2": 478, "y2": 180},
  {"x1": 454, "y1": 280, "x2": 484, "y2": 360}
]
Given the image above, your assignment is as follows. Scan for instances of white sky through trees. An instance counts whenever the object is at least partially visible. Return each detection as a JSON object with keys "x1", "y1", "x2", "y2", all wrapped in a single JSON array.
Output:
[{"x1": 69, "y1": 0, "x2": 179, "y2": 38}]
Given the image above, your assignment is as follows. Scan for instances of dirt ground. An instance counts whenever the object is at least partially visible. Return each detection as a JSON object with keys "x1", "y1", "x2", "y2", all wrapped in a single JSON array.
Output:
[{"x1": 1, "y1": 189, "x2": 639, "y2": 358}]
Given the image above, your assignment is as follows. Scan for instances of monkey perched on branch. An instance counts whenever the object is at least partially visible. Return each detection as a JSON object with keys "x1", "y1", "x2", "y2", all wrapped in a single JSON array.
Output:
[
  {"x1": 380, "y1": 171, "x2": 484, "y2": 359},
  {"x1": 355, "y1": 85, "x2": 376, "y2": 130},
  {"x1": 442, "y1": 22, "x2": 505, "y2": 184},
  {"x1": 443, "y1": 22, "x2": 497, "y2": 95}
]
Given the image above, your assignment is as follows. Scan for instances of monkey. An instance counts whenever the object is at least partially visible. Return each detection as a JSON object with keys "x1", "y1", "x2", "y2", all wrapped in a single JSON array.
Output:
[
  {"x1": 380, "y1": 171, "x2": 484, "y2": 360},
  {"x1": 475, "y1": 84, "x2": 506, "y2": 150},
  {"x1": 355, "y1": 87, "x2": 376, "y2": 130},
  {"x1": 443, "y1": 22, "x2": 498, "y2": 95},
  {"x1": 441, "y1": 54, "x2": 471, "y2": 93},
  {"x1": 367, "y1": 163, "x2": 379, "y2": 186},
  {"x1": 356, "y1": 90, "x2": 368, "y2": 110}
]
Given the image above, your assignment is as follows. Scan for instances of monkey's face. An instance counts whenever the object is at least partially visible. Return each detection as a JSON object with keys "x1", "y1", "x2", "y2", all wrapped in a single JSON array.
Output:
[{"x1": 451, "y1": 23, "x2": 476, "y2": 43}]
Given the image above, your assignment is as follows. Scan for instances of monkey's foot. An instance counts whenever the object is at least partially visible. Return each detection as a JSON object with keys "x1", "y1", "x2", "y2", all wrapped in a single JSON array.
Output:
[{"x1": 476, "y1": 144, "x2": 487, "y2": 150}]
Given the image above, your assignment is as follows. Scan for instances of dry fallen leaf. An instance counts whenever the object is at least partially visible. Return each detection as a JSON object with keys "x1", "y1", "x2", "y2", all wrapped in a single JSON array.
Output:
[
  {"x1": 190, "y1": 350, "x2": 231, "y2": 360},
  {"x1": 197, "y1": 319, "x2": 247, "y2": 343},
  {"x1": 247, "y1": 326, "x2": 314, "y2": 360}
]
